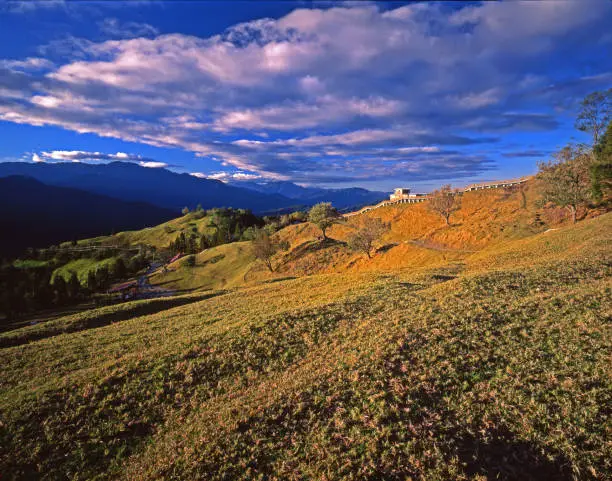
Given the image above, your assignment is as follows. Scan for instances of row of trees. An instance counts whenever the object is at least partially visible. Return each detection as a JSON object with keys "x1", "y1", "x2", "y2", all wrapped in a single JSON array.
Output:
[
  {"x1": 0, "y1": 254, "x2": 148, "y2": 321},
  {"x1": 169, "y1": 207, "x2": 310, "y2": 257}
]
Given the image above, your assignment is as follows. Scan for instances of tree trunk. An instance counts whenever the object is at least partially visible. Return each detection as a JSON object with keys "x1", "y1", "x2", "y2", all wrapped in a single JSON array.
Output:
[
  {"x1": 266, "y1": 260, "x2": 274, "y2": 272},
  {"x1": 444, "y1": 214, "x2": 450, "y2": 226},
  {"x1": 321, "y1": 228, "x2": 327, "y2": 240}
]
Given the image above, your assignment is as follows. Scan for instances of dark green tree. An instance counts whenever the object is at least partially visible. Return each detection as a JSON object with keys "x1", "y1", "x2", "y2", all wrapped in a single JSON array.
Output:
[{"x1": 67, "y1": 271, "x2": 81, "y2": 300}]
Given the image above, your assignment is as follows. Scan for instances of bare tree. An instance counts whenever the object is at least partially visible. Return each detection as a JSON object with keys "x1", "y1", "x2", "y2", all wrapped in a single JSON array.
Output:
[
  {"x1": 575, "y1": 89, "x2": 611, "y2": 145},
  {"x1": 537, "y1": 144, "x2": 593, "y2": 224},
  {"x1": 251, "y1": 229, "x2": 288, "y2": 272},
  {"x1": 308, "y1": 202, "x2": 340, "y2": 240},
  {"x1": 347, "y1": 217, "x2": 390, "y2": 259},
  {"x1": 428, "y1": 184, "x2": 461, "y2": 226}
]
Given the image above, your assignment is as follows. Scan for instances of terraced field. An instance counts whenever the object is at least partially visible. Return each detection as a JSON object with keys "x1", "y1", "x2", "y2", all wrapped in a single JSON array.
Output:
[{"x1": 0, "y1": 213, "x2": 609, "y2": 480}]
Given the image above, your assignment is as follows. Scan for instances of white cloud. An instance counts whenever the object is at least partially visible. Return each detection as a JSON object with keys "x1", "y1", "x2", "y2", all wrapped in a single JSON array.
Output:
[
  {"x1": 138, "y1": 161, "x2": 168, "y2": 168},
  {"x1": 1, "y1": 2, "x2": 611, "y2": 183},
  {"x1": 193, "y1": 171, "x2": 262, "y2": 182},
  {"x1": 1, "y1": 57, "x2": 54, "y2": 71},
  {"x1": 33, "y1": 150, "x2": 166, "y2": 167}
]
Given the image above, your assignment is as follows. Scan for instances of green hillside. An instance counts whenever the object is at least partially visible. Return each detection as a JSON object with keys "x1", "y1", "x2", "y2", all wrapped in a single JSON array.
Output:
[
  {"x1": 51, "y1": 257, "x2": 120, "y2": 285},
  {"x1": 73, "y1": 211, "x2": 216, "y2": 250},
  {"x1": 0, "y1": 210, "x2": 610, "y2": 480}
]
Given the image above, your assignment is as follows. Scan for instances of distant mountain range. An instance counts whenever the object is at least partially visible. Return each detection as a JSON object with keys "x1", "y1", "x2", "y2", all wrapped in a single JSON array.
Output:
[
  {"x1": 0, "y1": 162, "x2": 293, "y2": 213},
  {"x1": 0, "y1": 162, "x2": 388, "y2": 256},
  {"x1": 227, "y1": 180, "x2": 387, "y2": 210},
  {"x1": 0, "y1": 162, "x2": 388, "y2": 212},
  {"x1": 0, "y1": 176, "x2": 177, "y2": 257}
]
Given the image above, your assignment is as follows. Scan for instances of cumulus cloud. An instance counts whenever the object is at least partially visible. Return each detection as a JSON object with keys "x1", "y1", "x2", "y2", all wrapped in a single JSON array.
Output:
[{"x1": 1, "y1": 2, "x2": 611, "y2": 184}]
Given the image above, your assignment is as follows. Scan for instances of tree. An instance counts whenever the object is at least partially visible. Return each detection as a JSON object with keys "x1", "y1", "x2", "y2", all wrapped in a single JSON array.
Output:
[
  {"x1": 251, "y1": 229, "x2": 288, "y2": 272},
  {"x1": 428, "y1": 185, "x2": 461, "y2": 226},
  {"x1": 87, "y1": 269, "x2": 97, "y2": 292},
  {"x1": 53, "y1": 276, "x2": 68, "y2": 305},
  {"x1": 208, "y1": 210, "x2": 232, "y2": 244},
  {"x1": 347, "y1": 217, "x2": 390, "y2": 259},
  {"x1": 290, "y1": 211, "x2": 307, "y2": 223},
  {"x1": 591, "y1": 120, "x2": 612, "y2": 200},
  {"x1": 181, "y1": 206, "x2": 190, "y2": 215},
  {"x1": 185, "y1": 255, "x2": 196, "y2": 267},
  {"x1": 95, "y1": 266, "x2": 111, "y2": 290},
  {"x1": 67, "y1": 271, "x2": 81, "y2": 300},
  {"x1": 111, "y1": 258, "x2": 127, "y2": 280},
  {"x1": 575, "y1": 89, "x2": 611, "y2": 145},
  {"x1": 308, "y1": 202, "x2": 340, "y2": 240},
  {"x1": 199, "y1": 234, "x2": 211, "y2": 251},
  {"x1": 537, "y1": 144, "x2": 593, "y2": 224}
]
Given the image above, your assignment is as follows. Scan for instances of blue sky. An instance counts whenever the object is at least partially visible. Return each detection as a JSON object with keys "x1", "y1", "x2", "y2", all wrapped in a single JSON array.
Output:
[{"x1": 0, "y1": 0, "x2": 610, "y2": 192}]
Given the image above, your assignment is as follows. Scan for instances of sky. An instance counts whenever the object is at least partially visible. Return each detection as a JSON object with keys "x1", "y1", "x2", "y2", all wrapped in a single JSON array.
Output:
[{"x1": 0, "y1": 0, "x2": 610, "y2": 192}]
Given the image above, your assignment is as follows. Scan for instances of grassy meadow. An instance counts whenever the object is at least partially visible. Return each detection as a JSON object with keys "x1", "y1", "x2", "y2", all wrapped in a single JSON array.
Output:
[{"x1": 0, "y1": 207, "x2": 610, "y2": 480}]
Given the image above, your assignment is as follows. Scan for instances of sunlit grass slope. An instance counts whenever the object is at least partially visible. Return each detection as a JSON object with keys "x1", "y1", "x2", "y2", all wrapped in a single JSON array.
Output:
[
  {"x1": 149, "y1": 241, "x2": 259, "y2": 291},
  {"x1": 72, "y1": 212, "x2": 214, "y2": 250},
  {"x1": 0, "y1": 212, "x2": 610, "y2": 480},
  {"x1": 139, "y1": 183, "x2": 603, "y2": 292}
]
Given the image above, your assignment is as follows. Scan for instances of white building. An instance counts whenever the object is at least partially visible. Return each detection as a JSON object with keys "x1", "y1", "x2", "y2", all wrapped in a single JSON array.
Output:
[{"x1": 390, "y1": 188, "x2": 428, "y2": 203}]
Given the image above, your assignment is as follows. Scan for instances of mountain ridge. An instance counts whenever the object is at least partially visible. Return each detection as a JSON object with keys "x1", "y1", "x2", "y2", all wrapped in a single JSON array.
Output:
[
  {"x1": 0, "y1": 162, "x2": 387, "y2": 213},
  {"x1": 0, "y1": 175, "x2": 178, "y2": 256}
]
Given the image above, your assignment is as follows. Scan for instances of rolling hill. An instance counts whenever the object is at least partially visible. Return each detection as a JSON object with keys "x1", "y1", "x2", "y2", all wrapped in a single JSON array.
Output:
[
  {"x1": 0, "y1": 180, "x2": 609, "y2": 480},
  {"x1": 0, "y1": 207, "x2": 609, "y2": 480}
]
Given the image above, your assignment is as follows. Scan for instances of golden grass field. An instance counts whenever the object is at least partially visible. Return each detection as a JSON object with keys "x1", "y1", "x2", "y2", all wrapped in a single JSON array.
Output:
[{"x1": 1, "y1": 184, "x2": 610, "y2": 480}]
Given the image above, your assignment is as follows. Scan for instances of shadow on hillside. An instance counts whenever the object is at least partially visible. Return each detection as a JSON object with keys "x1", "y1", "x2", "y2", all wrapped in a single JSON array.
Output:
[
  {"x1": 431, "y1": 274, "x2": 457, "y2": 282},
  {"x1": 376, "y1": 242, "x2": 399, "y2": 254},
  {"x1": 280, "y1": 237, "x2": 347, "y2": 267},
  {"x1": 453, "y1": 426, "x2": 573, "y2": 481},
  {"x1": 262, "y1": 276, "x2": 298, "y2": 284},
  {"x1": 0, "y1": 291, "x2": 225, "y2": 349}
]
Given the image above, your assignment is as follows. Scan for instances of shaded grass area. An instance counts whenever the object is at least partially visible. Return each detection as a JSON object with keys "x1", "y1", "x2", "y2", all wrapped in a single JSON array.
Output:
[
  {"x1": 0, "y1": 214, "x2": 610, "y2": 480},
  {"x1": 0, "y1": 292, "x2": 224, "y2": 348}
]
